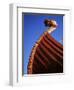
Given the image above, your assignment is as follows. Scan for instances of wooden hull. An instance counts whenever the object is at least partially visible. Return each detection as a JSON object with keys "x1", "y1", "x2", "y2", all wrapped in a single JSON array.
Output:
[{"x1": 27, "y1": 32, "x2": 63, "y2": 74}]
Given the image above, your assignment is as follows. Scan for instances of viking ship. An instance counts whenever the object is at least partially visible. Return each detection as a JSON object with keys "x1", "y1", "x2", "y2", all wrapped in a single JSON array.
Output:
[{"x1": 27, "y1": 19, "x2": 63, "y2": 74}]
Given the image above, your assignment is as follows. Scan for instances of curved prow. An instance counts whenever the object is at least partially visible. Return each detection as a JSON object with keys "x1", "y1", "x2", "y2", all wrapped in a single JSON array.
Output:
[{"x1": 27, "y1": 19, "x2": 63, "y2": 74}]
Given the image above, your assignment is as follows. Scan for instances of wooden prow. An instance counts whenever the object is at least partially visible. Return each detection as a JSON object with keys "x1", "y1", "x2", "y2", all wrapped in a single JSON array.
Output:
[{"x1": 27, "y1": 19, "x2": 63, "y2": 74}]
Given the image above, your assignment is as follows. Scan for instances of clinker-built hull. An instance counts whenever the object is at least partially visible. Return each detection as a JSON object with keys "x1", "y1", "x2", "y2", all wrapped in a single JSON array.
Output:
[{"x1": 27, "y1": 32, "x2": 63, "y2": 74}]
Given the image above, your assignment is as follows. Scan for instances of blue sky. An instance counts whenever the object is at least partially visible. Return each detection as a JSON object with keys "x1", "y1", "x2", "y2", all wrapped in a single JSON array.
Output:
[{"x1": 23, "y1": 13, "x2": 63, "y2": 74}]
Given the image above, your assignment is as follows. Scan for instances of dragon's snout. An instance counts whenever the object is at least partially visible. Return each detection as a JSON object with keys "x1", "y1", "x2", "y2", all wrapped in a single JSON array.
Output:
[{"x1": 44, "y1": 19, "x2": 58, "y2": 27}]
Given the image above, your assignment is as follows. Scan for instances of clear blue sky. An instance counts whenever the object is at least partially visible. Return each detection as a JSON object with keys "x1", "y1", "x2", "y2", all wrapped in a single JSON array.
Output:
[{"x1": 23, "y1": 13, "x2": 63, "y2": 74}]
